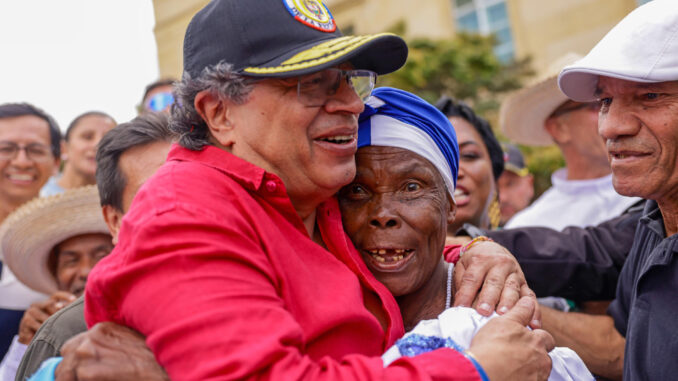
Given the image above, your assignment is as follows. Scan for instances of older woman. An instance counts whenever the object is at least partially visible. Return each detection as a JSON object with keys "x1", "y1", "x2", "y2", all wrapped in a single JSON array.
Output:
[
  {"x1": 435, "y1": 97, "x2": 505, "y2": 234},
  {"x1": 342, "y1": 87, "x2": 592, "y2": 380}
]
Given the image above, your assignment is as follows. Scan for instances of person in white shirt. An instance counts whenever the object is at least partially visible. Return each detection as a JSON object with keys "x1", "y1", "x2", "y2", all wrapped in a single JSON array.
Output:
[{"x1": 500, "y1": 53, "x2": 639, "y2": 230}]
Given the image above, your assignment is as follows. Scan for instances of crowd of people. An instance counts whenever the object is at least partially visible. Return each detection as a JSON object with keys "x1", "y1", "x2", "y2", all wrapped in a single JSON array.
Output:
[{"x1": 0, "y1": 0, "x2": 675, "y2": 380}]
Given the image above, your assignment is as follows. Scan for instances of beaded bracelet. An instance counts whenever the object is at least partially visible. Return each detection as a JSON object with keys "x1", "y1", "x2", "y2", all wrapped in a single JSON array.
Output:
[{"x1": 459, "y1": 236, "x2": 494, "y2": 258}]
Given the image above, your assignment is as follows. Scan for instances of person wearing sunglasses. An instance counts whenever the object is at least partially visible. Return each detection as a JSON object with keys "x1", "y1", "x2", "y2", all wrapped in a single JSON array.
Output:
[
  {"x1": 138, "y1": 79, "x2": 176, "y2": 115},
  {"x1": 55, "y1": 1, "x2": 551, "y2": 381},
  {"x1": 500, "y1": 53, "x2": 640, "y2": 231}
]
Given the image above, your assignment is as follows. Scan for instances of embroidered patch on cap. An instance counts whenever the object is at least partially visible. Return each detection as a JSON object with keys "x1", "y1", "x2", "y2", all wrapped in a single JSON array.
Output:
[{"x1": 283, "y1": 0, "x2": 336, "y2": 32}]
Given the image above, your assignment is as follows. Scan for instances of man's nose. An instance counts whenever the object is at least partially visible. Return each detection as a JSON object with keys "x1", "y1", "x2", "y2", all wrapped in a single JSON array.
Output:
[
  {"x1": 324, "y1": 79, "x2": 365, "y2": 115},
  {"x1": 598, "y1": 99, "x2": 641, "y2": 140},
  {"x1": 10, "y1": 147, "x2": 34, "y2": 168}
]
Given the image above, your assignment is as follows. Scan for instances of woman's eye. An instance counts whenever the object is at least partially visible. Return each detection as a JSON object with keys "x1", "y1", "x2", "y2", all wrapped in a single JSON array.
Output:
[
  {"x1": 351, "y1": 185, "x2": 365, "y2": 194},
  {"x1": 405, "y1": 182, "x2": 421, "y2": 192},
  {"x1": 460, "y1": 153, "x2": 480, "y2": 160}
]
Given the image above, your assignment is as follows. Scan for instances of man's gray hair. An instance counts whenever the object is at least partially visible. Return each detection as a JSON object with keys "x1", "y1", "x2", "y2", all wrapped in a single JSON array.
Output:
[{"x1": 170, "y1": 62, "x2": 255, "y2": 150}]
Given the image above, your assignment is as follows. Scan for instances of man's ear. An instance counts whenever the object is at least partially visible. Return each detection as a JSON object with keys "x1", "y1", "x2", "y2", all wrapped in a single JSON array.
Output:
[
  {"x1": 102, "y1": 205, "x2": 124, "y2": 245},
  {"x1": 544, "y1": 116, "x2": 571, "y2": 144},
  {"x1": 194, "y1": 90, "x2": 235, "y2": 147}
]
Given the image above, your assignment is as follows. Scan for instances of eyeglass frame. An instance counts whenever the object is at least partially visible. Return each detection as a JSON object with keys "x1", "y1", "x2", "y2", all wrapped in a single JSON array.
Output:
[
  {"x1": 0, "y1": 141, "x2": 54, "y2": 162},
  {"x1": 294, "y1": 68, "x2": 377, "y2": 107}
]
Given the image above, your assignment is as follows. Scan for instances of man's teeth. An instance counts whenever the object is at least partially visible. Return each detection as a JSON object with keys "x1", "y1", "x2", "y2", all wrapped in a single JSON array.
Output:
[
  {"x1": 321, "y1": 135, "x2": 354, "y2": 144},
  {"x1": 8, "y1": 174, "x2": 32, "y2": 181}
]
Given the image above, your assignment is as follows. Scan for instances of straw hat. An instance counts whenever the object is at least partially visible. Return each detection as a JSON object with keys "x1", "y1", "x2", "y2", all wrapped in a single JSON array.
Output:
[
  {"x1": 500, "y1": 53, "x2": 583, "y2": 146},
  {"x1": 0, "y1": 185, "x2": 109, "y2": 295}
]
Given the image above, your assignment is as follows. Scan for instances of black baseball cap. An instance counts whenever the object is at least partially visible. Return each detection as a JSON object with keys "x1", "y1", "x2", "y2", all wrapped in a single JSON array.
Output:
[
  {"x1": 183, "y1": 0, "x2": 408, "y2": 79},
  {"x1": 501, "y1": 143, "x2": 529, "y2": 177}
]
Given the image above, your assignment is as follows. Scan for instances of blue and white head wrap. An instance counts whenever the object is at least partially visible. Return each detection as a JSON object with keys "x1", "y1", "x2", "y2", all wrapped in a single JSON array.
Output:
[{"x1": 358, "y1": 87, "x2": 459, "y2": 199}]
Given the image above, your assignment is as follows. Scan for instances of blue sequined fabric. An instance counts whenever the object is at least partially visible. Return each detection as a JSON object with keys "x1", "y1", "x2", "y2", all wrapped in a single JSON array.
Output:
[{"x1": 395, "y1": 334, "x2": 465, "y2": 357}]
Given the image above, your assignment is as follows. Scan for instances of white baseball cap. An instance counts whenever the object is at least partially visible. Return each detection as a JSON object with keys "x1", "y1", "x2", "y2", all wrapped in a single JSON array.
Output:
[{"x1": 558, "y1": 0, "x2": 678, "y2": 102}]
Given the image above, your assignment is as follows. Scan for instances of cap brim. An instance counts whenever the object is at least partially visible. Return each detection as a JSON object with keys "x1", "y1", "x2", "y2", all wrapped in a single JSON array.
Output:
[
  {"x1": 558, "y1": 67, "x2": 660, "y2": 102},
  {"x1": 242, "y1": 33, "x2": 408, "y2": 77},
  {"x1": 500, "y1": 75, "x2": 567, "y2": 146}
]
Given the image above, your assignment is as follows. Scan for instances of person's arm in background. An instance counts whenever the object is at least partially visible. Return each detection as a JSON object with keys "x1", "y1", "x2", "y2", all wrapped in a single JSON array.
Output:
[
  {"x1": 540, "y1": 306, "x2": 624, "y2": 380},
  {"x1": 456, "y1": 200, "x2": 644, "y2": 300}
]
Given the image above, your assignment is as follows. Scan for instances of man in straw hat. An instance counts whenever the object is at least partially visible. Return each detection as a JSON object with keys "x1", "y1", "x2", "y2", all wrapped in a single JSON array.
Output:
[
  {"x1": 535, "y1": 0, "x2": 678, "y2": 379},
  {"x1": 0, "y1": 186, "x2": 113, "y2": 381},
  {"x1": 12, "y1": 112, "x2": 174, "y2": 381},
  {"x1": 500, "y1": 53, "x2": 639, "y2": 231},
  {"x1": 56, "y1": 0, "x2": 553, "y2": 380}
]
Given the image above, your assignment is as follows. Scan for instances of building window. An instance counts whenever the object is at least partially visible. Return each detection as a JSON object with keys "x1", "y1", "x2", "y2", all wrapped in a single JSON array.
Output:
[{"x1": 452, "y1": 0, "x2": 514, "y2": 62}]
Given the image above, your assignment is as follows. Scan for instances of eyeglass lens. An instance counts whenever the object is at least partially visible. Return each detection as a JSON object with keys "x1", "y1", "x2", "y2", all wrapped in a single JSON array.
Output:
[
  {"x1": 0, "y1": 142, "x2": 51, "y2": 161},
  {"x1": 297, "y1": 69, "x2": 376, "y2": 107}
]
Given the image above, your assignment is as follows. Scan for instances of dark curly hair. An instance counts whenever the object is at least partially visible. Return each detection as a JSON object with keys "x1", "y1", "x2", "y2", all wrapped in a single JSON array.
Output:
[{"x1": 434, "y1": 96, "x2": 504, "y2": 180}]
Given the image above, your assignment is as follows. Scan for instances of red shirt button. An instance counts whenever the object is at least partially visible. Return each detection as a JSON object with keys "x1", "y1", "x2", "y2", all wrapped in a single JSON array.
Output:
[{"x1": 265, "y1": 180, "x2": 277, "y2": 193}]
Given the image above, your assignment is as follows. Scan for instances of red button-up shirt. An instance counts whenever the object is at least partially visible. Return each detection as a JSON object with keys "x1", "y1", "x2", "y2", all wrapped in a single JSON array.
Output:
[{"x1": 85, "y1": 145, "x2": 479, "y2": 381}]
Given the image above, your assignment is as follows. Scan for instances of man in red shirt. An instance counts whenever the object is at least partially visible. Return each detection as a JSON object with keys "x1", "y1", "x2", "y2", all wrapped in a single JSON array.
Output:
[{"x1": 56, "y1": 1, "x2": 554, "y2": 380}]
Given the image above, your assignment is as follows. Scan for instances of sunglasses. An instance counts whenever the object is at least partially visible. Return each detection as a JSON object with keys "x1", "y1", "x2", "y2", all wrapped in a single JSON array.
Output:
[
  {"x1": 146, "y1": 92, "x2": 175, "y2": 112},
  {"x1": 296, "y1": 68, "x2": 377, "y2": 107}
]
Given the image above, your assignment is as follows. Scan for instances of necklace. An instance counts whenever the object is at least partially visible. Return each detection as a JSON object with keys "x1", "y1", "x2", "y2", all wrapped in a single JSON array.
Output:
[{"x1": 445, "y1": 263, "x2": 453, "y2": 309}]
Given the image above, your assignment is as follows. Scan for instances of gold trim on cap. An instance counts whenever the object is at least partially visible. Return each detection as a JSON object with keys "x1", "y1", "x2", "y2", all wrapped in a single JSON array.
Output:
[{"x1": 243, "y1": 33, "x2": 394, "y2": 74}]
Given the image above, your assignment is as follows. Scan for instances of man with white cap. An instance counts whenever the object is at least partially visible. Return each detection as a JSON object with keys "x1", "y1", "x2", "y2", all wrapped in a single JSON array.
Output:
[
  {"x1": 538, "y1": 0, "x2": 678, "y2": 379},
  {"x1": 501, "y1": 53, "x2": 640, "y2": 230},
  {"x1": 54, "y1": 0, "x2": 552, "y2": 380}
]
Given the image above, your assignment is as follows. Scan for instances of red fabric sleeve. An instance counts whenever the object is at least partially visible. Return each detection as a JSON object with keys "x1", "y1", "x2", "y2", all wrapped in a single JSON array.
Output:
[
  {"x1": 444, "y1": 245, "x2": 462, "y2": 264},
  {"x1": 86, "y1": 207, "x2": 479, "y2": 381}
]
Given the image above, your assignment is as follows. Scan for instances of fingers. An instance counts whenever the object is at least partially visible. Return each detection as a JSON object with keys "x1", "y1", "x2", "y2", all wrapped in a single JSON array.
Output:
[
  {"x1": 532, "y1": 328, "x2": 555, "y2": 352},
  {"x1": 452, "y1": 260, "x2": 487, "y2": 309},
  {"x1": 521, "y1": 284, "x2": 542, "y2": 329},
  {"x1": 496, "y1": 272, "x2": 522, "y2": 315},
  {"x1": 55, "y1": 332, "x2": 88, "y2": 381},
  {"x1": 474, "y1": 263, "x2": 513, "y2": 315},
  {"x1": 500, "y1": 296, "x2": 535, "y2": 327},
  {"x1": 51, "y1": 291, "x2": 77, "y2": 307}
]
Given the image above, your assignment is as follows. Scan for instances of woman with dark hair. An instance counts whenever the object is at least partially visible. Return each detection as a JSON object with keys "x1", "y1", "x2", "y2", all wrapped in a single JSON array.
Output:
[
  {"x1": 41, "y1": 112, "x2": 116, "y2": 196},
  {"x1": 434, "y1": 97, "x2": 504, "y2": 234}
]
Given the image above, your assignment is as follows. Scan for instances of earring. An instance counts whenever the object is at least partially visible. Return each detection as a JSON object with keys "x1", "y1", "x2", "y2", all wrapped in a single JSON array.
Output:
[{"x1": 488, "y1": 192, "x2": 501, "y2": 230}]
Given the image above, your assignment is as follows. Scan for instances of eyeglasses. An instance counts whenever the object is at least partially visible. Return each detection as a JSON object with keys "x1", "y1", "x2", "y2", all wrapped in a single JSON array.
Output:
[
  {"x1": 296, "y1": 68, "x2": 377, "y2": 107},
  {"x1": 550, "y1": 102, "x2": 601, "y2": 118},
  {"x1": 146, "y1": 92, "x2": 175, "y2": 112},
  {"x1": 0, "y1": 142, "x2": 52, "y2": 162}
]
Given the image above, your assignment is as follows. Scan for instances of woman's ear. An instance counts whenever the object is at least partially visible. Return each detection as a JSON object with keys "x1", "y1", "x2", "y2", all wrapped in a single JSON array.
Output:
[
  {"x1": 447, "y1": 194, "x2": 458, "y2": 225},
  {"x1": 194, "y1": 90, "x2": 236, "y2": 147}
]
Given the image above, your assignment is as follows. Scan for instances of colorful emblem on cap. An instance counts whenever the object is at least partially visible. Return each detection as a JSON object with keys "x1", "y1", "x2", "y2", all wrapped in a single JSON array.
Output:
[{"x1": 283, "y1": 0, "x2": 336, "y2": 32}]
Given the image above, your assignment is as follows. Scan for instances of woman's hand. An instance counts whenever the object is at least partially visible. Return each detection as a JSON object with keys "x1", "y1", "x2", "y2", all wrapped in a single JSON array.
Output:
[{"x1": 452, "y1": 240, "x2": 541, "y2": 328}]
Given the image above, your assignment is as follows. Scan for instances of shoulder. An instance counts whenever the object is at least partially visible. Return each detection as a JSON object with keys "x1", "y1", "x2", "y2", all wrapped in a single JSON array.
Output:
[{"x1": 33, "y1": 297, "x2": 86, "y2": 347}]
